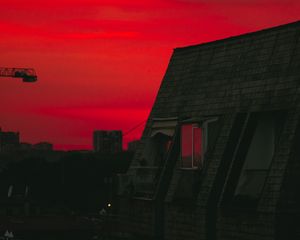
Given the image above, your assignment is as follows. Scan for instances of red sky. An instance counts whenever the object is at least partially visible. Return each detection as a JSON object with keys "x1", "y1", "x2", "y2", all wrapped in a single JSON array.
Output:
[{"x1": 0, "y1": 0, "x2": 299, "y2": 150}]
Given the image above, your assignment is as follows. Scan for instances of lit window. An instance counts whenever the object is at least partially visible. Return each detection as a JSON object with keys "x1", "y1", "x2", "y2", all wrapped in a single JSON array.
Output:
[{"x1": 181, "y1": 124, "x2": 203, "y2": 169}]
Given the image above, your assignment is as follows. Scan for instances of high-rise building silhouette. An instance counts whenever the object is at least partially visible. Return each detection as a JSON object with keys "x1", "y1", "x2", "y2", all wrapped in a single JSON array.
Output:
[{"x1": 0, "y1": 128, "x2": 20, "y2": 152}]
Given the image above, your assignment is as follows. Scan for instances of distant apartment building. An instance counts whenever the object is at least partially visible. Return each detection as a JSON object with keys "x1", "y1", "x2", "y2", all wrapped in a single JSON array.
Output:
[
  {"x1": 19, "y1": 142, "x2": 32, "y2": 151},
  {"x1": 93, "y1": 130, "x2": 122, "y2": 153},
  {"x1": 0, "y1": 128, "x2": 20, "y2": 152},
  {"x1": 33, "y1": 142, "x2": 53, "y2": 151}
]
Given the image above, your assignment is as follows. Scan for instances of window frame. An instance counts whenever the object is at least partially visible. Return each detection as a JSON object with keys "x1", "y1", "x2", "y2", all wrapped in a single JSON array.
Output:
[
  {"x1": 221, "y1": 111, "x2": 286, "y2": 210},
  {"x1": 180, "y1": 117, "x2": 218, "y2": 170},
  {"x1": 142, "y1": 117, "x2": 178, "y2": 167}
]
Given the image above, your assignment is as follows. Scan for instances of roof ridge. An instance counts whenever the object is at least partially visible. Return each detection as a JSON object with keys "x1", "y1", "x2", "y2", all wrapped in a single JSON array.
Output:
[{"x1": 175, "y1": 20, "x2": 300, "y2": 51}]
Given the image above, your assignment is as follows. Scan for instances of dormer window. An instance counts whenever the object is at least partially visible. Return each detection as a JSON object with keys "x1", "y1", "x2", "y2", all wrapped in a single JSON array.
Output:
[
  {"x1": 233, "y1": 113, "x2": 284, "y2": 204},
  {"x1": 181, "y1": 124, "x2": 202, "y2": 169},
  {"x1": 221, "y1": 111, "x2": 285, "y2": 208},
  {"x1": 181, "y1": 117, "x2": 218, "y2": 169},
  {"x1": 143, "y1": 117, "x2": 178, "y2": 167}
]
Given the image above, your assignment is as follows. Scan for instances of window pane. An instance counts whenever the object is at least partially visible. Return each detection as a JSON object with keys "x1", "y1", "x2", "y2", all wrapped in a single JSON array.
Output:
[
  {"x1": 235, "y1": 169, "x2": 267, "y2": 199},
  {"x1": 181, "y1": 124, "x2": 193, "y2": 168},
  {"x1": 193, "y1": 127, "x2": 202, "y2": 168},
  {"x1": 235, "y1": 114, "x2": 275, "y2": 198}
]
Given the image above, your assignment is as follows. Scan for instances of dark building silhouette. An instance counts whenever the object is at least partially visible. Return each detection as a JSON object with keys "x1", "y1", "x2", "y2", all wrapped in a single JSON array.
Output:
[
  {"x1": 33, "y1": 142, "x2": 53, "y2": 151},
  {"x1": 127, "y1": 140, "x2": 140, "y2": 152},
  {"x1": 19, "y1": 142, "x2": 32, "y2": 151},
  {"x1": 0, "y1": 150, "x2": 133, "y2": 217},
  {"x1": 116, "y1": 21, "x2": 300, "y2": 240},
  {"x1": 0, "y1": 128, "x2": 19, "y2": 152},
  {"x1": 93, "y1": 130, "x2": 122, "y2": 153}
]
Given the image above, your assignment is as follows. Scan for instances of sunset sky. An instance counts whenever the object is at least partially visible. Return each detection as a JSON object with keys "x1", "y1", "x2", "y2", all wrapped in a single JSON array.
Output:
[{"x1": 0, "y1": 0, "x2": 300, "y2": 150}]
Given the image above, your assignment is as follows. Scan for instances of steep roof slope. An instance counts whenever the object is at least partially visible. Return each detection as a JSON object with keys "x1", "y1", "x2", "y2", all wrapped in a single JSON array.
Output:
[{"x1": 151, "y1": 21, "x2": 300, "y2": 118}]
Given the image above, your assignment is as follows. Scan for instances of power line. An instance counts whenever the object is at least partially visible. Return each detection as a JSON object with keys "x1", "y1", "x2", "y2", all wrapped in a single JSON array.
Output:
[{"x1": 123, "y1": 120, "x2": 147, "y2": 136}]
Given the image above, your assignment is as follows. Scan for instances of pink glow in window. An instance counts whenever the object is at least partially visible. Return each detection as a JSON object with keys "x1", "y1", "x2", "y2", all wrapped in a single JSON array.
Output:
[{"x1": 181, "y1": 124, "x2": 202, "y2": 168}]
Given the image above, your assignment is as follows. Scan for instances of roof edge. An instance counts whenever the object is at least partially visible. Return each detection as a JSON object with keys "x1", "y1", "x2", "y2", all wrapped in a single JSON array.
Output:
[{"x1": 174, "y1": 20, "x2": 300, "y2": 51}]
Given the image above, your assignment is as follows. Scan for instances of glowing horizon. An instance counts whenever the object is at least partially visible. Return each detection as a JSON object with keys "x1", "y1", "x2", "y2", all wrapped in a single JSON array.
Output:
[{"x1": 1, "y1": 0, "x2": 299, "y2": 150}]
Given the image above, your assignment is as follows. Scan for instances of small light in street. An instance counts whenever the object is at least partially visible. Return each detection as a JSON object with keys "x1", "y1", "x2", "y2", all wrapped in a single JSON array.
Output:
[{"x1": 107, "y1": 203, "x2": 111, "y2": 208}]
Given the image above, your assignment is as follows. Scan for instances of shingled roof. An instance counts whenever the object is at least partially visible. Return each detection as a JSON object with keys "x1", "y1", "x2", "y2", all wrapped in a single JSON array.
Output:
[{"x1": 151, "y1": 20, "x2": 300, "y2": 118}]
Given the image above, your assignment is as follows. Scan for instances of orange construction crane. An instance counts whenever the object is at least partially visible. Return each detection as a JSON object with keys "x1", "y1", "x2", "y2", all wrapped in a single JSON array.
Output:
[{"x1": 0, "y1": 67, "x2": 37, "y2": 82}]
